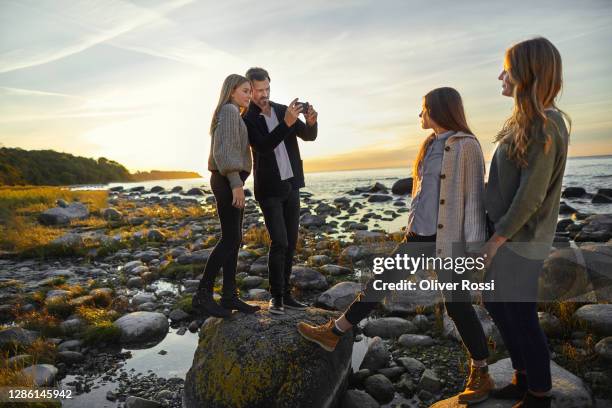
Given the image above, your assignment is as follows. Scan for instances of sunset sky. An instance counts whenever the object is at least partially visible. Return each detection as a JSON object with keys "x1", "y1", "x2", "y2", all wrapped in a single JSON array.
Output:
[{"x1": 1, "y1": 0, "x2": 611, "y2": 174}]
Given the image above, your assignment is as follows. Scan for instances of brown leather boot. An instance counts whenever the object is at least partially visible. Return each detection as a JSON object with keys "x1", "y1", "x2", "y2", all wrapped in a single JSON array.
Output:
[
  {"x1": 457, "y1": 365, "x2": 495, "y2": 404},
  {"x1": 296, "y1": 318, "x2": 342, "y2": 352}
]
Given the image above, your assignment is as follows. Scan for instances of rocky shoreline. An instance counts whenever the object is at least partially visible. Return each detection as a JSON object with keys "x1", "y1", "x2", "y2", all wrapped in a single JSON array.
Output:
[{"x1": 1, "y1": 181, "x2": 611, "y2": 407}]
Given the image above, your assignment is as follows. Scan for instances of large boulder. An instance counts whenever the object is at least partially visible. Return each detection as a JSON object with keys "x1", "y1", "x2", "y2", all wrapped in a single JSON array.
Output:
[
  {"x1": 38, "y1": 202, "x2": 89, "y2": 226},
  {"x1": 478, "y1": 358, "x2": 592, "y2": 408},
  {"x1": 290, "y1": 266, "x2": 328, "y2": 290},
  {"x1": 340, "y1": 242, "x2": 397, "y2": 263},
  {"x1": 0, "y1": 327, "x2": 40, "y2": 349},
  {"x1": 113, "y1": 312, "x2": 169, "y2": 345},
  {"x1": 183, "y1": 304, "x2": 353, "y2": 408},
  {"x1": 574, "y1": 214, "x2": 612, "y2": 242},
  {"x1": 316, "y1": 282, "x2": 362, "y2": 310},
  {"x1": 574, "y1": 304, "x2": 612, "y2": 336},
  {"x1": 363, "y1": 317, "x2": 416, "y2": 339},
  {"x1": 539, "y1": 245, "x2": 612, "y2": 302},
  {"x1": 381, "y1": 272, "x2": 443, "y2": 314},
  {"x1": 391, "y1": 178, "x2": 413, "y2": 195},
  {"x1": 20, "y1": 364, "x2": 58, "y2": 386}
]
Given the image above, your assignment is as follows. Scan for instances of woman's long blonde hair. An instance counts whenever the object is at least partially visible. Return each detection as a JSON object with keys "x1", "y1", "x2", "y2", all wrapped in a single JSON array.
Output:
[
  {"x1": 495, "y1": 37, "x2": 571, "y2": 167},
  {"x1": 209, "y1": 74, "x2": 249, "y2": 136},
  {"x1": 412, "y1": 87, "x2": 474, "y2": 193}
]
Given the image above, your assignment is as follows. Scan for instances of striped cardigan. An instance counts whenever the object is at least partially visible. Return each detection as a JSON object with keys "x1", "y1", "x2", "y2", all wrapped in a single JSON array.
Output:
[{"x1": 412, "y1": 132, "x2": 487, "y2": 258}]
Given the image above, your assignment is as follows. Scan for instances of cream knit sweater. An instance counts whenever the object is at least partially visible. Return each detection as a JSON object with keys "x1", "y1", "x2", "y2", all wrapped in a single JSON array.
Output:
[
  {"x1": 412, "y1": 132, "x2": 487, "y2": 258},
  {"x1": 208, "y1": 103, "x2": 252, "y2": 189}
]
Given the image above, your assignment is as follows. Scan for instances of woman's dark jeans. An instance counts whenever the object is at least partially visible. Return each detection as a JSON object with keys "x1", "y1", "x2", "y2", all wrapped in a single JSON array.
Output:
[
  {"x1": 483, "y1": 244, "x2": 551, "y2": 392},
  {"x1": 343, "y1": 232, "x2": 489, "y2": 361},
  {"x1": 197, "y1": 171, "x2": 246, "y2": 299}
]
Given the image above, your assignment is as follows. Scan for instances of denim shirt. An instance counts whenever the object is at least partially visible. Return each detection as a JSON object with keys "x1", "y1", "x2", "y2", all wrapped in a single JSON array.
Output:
[{"x1": 407, "y1": 130, "x2": 455, "y2": 236}]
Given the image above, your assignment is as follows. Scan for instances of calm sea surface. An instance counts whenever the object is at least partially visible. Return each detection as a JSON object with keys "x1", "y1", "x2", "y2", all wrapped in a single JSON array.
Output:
[{"x1": 73, "y1": 155, "x2": 612, "y2": 233}]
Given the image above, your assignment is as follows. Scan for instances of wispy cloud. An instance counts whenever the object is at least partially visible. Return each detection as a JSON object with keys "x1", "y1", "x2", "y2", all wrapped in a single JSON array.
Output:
[{"x1": 0, "y1": 0, "x2": 194, "y2": 73}]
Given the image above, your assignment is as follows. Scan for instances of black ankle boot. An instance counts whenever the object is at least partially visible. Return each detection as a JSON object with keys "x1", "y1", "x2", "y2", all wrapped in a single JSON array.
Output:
[
  {"x1": 220, "y1": 294, "x2": 260, "y2": 314},
  {"x1": 491, "y1": 370, "x2": 527, "y2": 400},
  {"x1": 512, "y1": 392, "x2": 551, "y2": 408},
  {"x1": 192, "y1": 290, "x2": 231, "y2": 318}
]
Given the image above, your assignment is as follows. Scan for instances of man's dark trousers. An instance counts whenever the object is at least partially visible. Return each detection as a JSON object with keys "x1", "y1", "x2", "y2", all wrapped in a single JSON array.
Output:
[{"x1": 260, "y1": 186, "x2": 300, "y2": 299}]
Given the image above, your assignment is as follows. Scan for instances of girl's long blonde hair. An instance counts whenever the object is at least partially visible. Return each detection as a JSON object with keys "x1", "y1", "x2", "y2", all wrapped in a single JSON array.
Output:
[
  {"x1": 495, "y1": 37, "x2": 571, "y2": 167},
  {"x1": 209, "y1": 74, "x2": 249, "y2": 136},
  {"x1": 412, "y1": 87, "x2": 474, "y2": 194}
]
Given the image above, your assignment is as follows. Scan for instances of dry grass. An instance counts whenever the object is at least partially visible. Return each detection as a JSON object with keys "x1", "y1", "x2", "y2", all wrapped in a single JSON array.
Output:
[
  {"x1": 137, "y1": 203, "x2": 206, "y2": 219},
  {"x1": 75, "y1": 305, "x2": 119, "y2": 325},
  {"x1": 243, "y1": 225, "x2": 271, "y2": 247},
  {"x1": 0, "y1": 338, "x2": 61, "y2": 408},
  {"x1": 15, "y1": 310, "x2": 62, "y2": 338},
  {"x1": 0, "y1": 186, "x2": 108, "y2": 253}
]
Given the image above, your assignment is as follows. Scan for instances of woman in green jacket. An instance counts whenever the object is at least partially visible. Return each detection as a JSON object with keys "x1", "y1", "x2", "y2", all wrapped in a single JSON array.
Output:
[{"x1": 483, "y1": 37, "x2": 571, "y2": 408}]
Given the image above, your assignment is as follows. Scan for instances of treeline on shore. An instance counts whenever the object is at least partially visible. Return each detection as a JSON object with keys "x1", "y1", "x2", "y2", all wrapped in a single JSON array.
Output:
[{"x1": 0, "y1": 148, "x2": 201, "y2": 186}]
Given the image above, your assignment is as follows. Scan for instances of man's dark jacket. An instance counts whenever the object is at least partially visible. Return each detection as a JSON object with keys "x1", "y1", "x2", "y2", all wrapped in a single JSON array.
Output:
[{"x1": 244, "y1": 101, "x2": 317, "y2": 201}]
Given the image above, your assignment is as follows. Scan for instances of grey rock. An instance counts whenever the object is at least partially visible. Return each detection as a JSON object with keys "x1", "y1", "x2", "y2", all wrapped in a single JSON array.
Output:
[
  {"x1": 592, "y1": 193, "x2": 612, "y2": 204},
  {"x1": 562, "y1": 187, "x2": 587, "y2": 198},
  {"x1": 46, "y1": 289, "x2": 72, "y2": 300},
  {"x1": 60, "y1": 318, "x2": 86, "y2": 336},
  {"x1": 539, "y1": 312, "x2": 563, "y2": 338},
  {"x1": 57, "y1": 351, "x2": 84, "y2": 365},
  {"x1": 341, "y1": 389, "x2": 380, "y2": 408},
  {"x1": 341, "y1": 242, "x2": 397, "y2": 263},
  {"x1": 147, "y1": 229, "x2": 166, "y2": 242},
  {"x1": 132, "y1": 293, "x2": 157, "y2": 306},
  {"x1": 360, "y1": 336, "x2": 390, "y2": 371},
  {"x1": 300, "y1": 213, "x2": 326, "y2": 227},
  {"x1": 290, "y1": 266, "x2": 328, "y2": 290},
  {"x1": 574, "y1": 304, "x2": 612, "y2": 336},
  {"x1": 316, "y1": 282, "x2": 362, "y2": 310},
  {"x1": 125, "y1": 396, "x2": 163, "y2": 408},
  {"x1": 247, "y1": 288, "x2": 270, "y2": 301},
  {"x1": 38, "y1": 202, "x2": 89, "y2": 225},
  {"x1": 392, "y1": 178, "x2": 413, "y2": 195},
  {"x1": 44, "y1": 269, "x2": 76, "y2": 279},
  {"x1": 102, "y1": 207, "x2": 122, "y2": 221},
  {"x1": 0, "y1": 327, "x2": 39, "y2": 348},
  {"x1": 57, "y1": 339, "x2": 82, "y2": 352},
  {"x1": 50, "y1": 232, "x2": 85, "y2": 248},
  {"x1": 113, "y1": 312, "x2": 169, "y2": 344},
  {"x1": 398, "y1": 334, "x2": 434, "y2": 347},
  {"x1": 353, "y1": 230, "x2": 386, "y2": 242},
  {"x1": 20, "y1": 364, "x2": 58, "y2": 386},
  {"x1": 481, "y1": 358, "x2": 593, "y2": 408},
  {"x1": 183, "y1": 305, "x2": 352, "y2": 408},
  {"x1": 137, "y1": 302, "x2": 158, "y2": 312},
  {"x1": 123, "y1": 260, "x2": 144, "y2": 273},
  {"x1": 308, "y1": 254, "x2": 332, "y2": 266},
  {"x1": 363, "y1": 317, "x2": 417, "y2": 339},
  {"x1": 127, "y1": 277, "x2": 145, "y2": 289},
  {"x1": 418, "y1": 368, "x2": 441, "y2": 393},
  {"x1": 169, "y1": 309, "x2": 189, "y2": 322},
  {"x1": 367, "y1": 194, "x2": 393, "y2": 203},
  {"x1": 412, "y1": 314, "x2": 430, "y2": 331},
  {"x1": 319, "y1": 264, "x2": 352, "y2": 276},
  {"x1": 397, "y1": 357, "x2": 426, "y2": 376},
  {"x1": 241, "y1": 275, "x2": 264, "y2": 289},
  {"x1": 595, "y1": 337, "x2": 612, "y2": 362},
  {"x1": 364, "y1": 374, "x2": 394, "y2": 404}
]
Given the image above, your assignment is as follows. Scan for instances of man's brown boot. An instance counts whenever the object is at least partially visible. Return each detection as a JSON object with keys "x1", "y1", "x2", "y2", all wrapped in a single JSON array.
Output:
[
  {"x1": 296, "y1": 318, "x2": 342, "y2": 352},
  {"x1": 457, "y1": 365, "x2": 495, "y2": 404}
]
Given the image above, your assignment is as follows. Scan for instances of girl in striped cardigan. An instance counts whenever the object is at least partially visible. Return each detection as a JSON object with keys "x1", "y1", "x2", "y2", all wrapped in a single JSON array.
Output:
[{"x1": 298, "y1": 87, "x2": 493, "y2": 404}]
